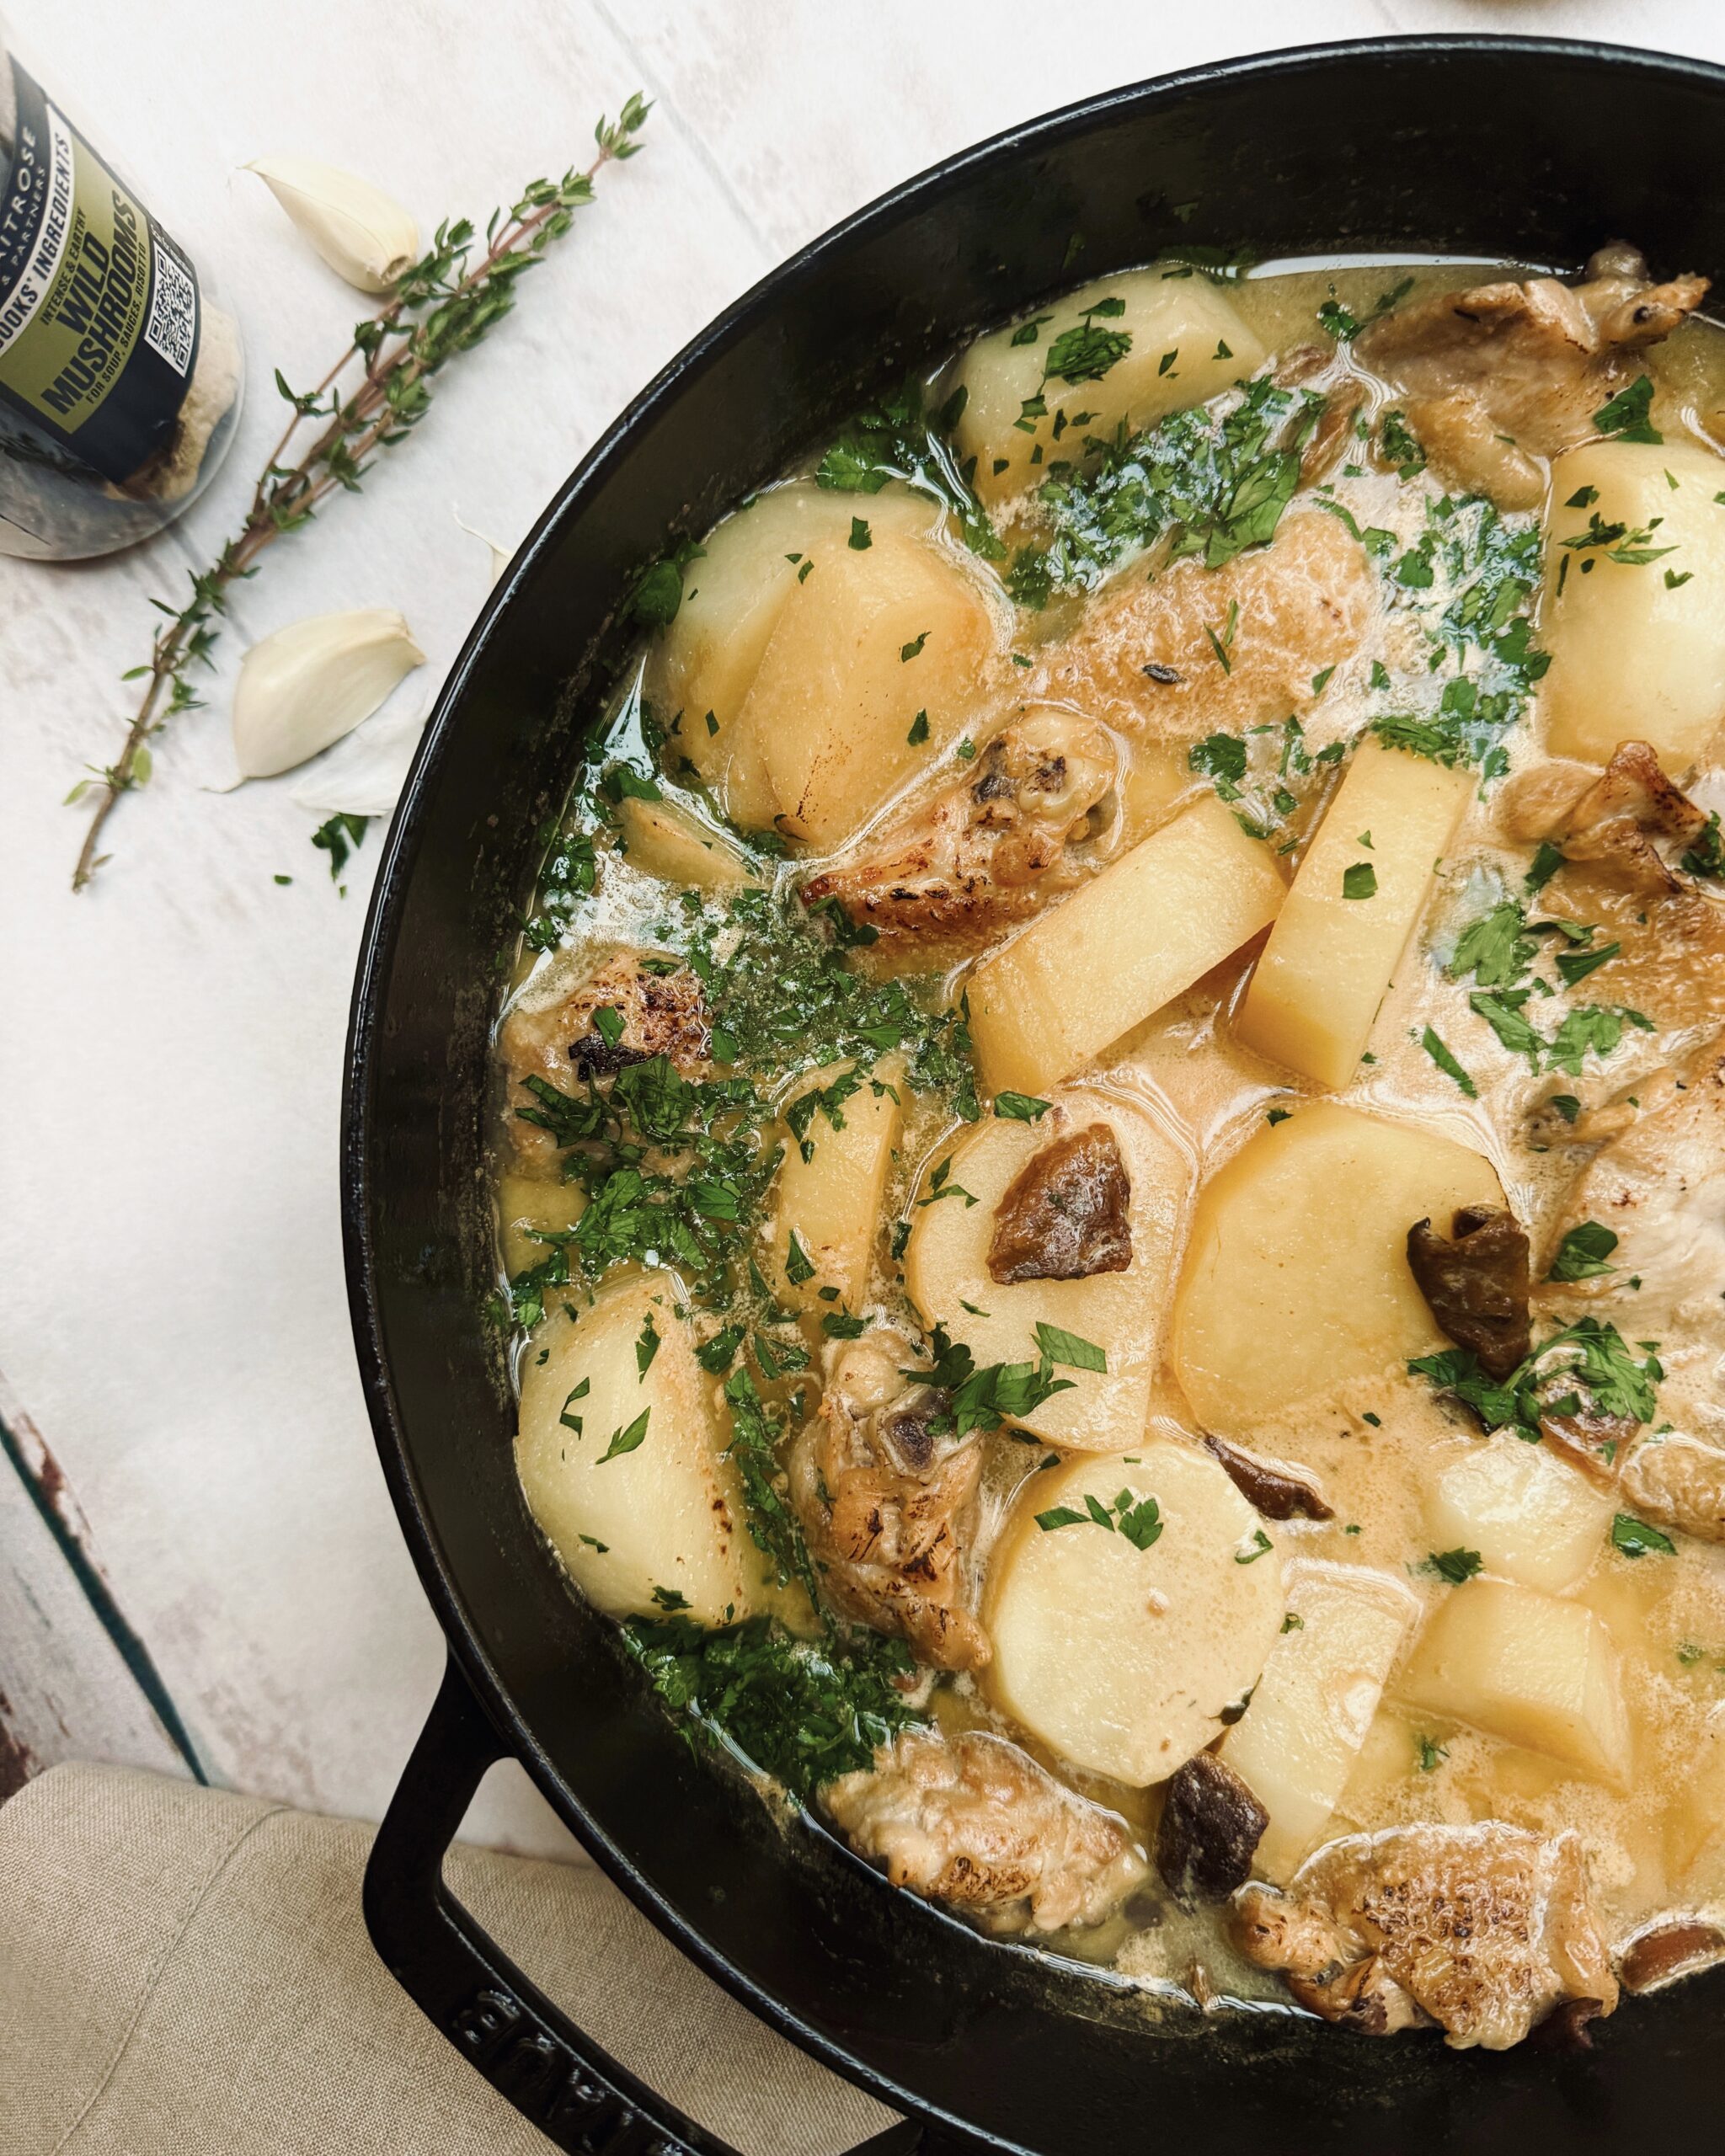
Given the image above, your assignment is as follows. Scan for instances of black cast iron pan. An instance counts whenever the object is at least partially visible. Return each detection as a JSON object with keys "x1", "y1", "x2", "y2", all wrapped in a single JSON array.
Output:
[{"x1": 344, "y1": 36, "x2": 1725, "y2": 2155}]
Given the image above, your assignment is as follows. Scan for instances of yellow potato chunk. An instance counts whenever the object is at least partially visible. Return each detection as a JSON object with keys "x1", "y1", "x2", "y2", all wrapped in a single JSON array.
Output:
[
  {"x1": 650, "y1": 481, "x2": 945, "y2": 826},
  {"x1": 1171, "y1": 1101, "x2": 1503, "y2": 1430},
  {"x1": 953, "y1": 268, "x2": 1266, "y2": 504},
  {"x1": 515, "y1": 1273, "x2": 755, "y2": 1625},
  {"x1": 985, "y1": 1438, "x2": 1285, "y2": 1785},
  {"x1": 745, "y1": 530, "x2": 1004, "y2": 846},
  {"x1": 1427, "y1": 1440, "x2": 1612, "y2": 1595},
  {"x1": 1220, "y1": 1564, "x2": 1418, "y2": 1881},
  {"x1": 1543, "y1": 440, "x2": 1725, "y2": 771},
  {"x1": 967, "y1": 792, "x2": 1284, "y2": 1097},
  {"x1": 770, "y1": 1057, "x2": 905, "y2": 1310},
  {"x1": 498, "y1": 1172, "x2": 586, "y2": 1280},
  {"x1": 1397, "y1": 1577, "x2": 1632, "y2": 1785},
  {"x1": 1235, "y1": 739, "x2": 1471, "y2": 1088},
  {"x1": 902, "y1": 1088, "x2": 1190, "y2": 1450},
  {"x1": 615, "y1": 794, "x2": 758, "y2": 892}
]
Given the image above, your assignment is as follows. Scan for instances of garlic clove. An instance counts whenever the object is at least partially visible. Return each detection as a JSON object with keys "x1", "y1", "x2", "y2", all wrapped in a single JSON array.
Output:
[
  {"x1": 289, "y1": 702, "x2": 427, "y2": 819},
  {"x1": 245, "y1": 157, "x2": 419, "y2": 293},
  {"x1": 232, "y1": 609, "x2": 425, "y2": 779}
]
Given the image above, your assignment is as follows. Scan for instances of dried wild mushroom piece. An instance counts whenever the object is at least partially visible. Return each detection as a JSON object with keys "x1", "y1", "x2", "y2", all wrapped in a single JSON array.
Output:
[
  {"x1": 987, "y1": 1123, "x2": 1133, "y2": 1285},
  {"x1": 1618, "y1": 1918, "x2": 1725, "y2": 1993},
  {"x1": 1407, "y1": 1205, "x2": 1532, "y2": 1379},
  {"x1": 1155, "y1": 1751, "x2": 1267, "y2": 1904},
  {"x1": 1203, "y1": 1435, "x2": 1333, "y2": 1522}
]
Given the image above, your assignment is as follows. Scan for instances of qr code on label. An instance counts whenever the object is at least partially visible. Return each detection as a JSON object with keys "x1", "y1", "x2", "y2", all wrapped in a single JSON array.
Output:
[{"x1": 142, "y1": 239, "x2": 196, "y2": 376}]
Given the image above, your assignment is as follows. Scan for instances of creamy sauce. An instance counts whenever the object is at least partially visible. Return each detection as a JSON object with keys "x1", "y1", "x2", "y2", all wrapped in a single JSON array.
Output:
[{"x1": 494, "y1": 255, "x2": 1725, "y2": 2019}]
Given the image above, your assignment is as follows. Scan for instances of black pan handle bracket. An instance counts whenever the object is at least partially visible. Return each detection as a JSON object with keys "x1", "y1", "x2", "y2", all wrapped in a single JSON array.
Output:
[{"x1": 365, "y1": 1654, "x2": 956, "y2": 2156}]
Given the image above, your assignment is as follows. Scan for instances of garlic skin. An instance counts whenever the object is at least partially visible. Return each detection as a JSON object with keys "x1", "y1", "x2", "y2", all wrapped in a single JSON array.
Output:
[
  {"x1": 232, "y1": 610, "x2": 425, "y2": 779},
  {"x1": 245, "y1": 157, "x2": 419, "y2": 292},
  {"x1": 290, "y1": 702, "x2": 427, "y2": 819}
]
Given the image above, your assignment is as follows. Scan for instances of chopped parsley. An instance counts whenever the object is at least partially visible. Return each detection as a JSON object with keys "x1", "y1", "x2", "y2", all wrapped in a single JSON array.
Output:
[
  {"x1": 994, "y1": 1091, "x2": 1053, "y2": 1123},
  {"x1": 1033, "y1": 1322, "x2": 1107, "y2": 1374},
  {"x1": 1342, "y1": 862, "x2": 1378, "y2": 901},
  {"x1": 1426, "y1": 1546, "x2": 1483, "y2": 1585},
  {"x1": 1037, "y1": 1487, "x2": 1162, "y2": 1550},
  {"x1": 1547, "y1": 1221, "x2": 1619, "y2": 1283},
  {"x1": 1421, "y1": 1027, "x2": 1477, "y2": 1098},
  {"x1": 623, "y1": 1615, "x2": 923, "y2": 1802},
  {"x1": 1611, "y1": 1513, "x2": 1676, "y2": 1559},
  {"x1": 1592, "y1": 374, "x2": 1661, "y2": 445},
  {"x1": 1409, "y1": 1316, "x2": 1661, "y2": 1444},
  {"x1": 597, "y1": 1408, "x2": 650, "y2": 1464},
  {"x1": 1416, "y1": 1735, "x2": 1449, "y2": 1772}
]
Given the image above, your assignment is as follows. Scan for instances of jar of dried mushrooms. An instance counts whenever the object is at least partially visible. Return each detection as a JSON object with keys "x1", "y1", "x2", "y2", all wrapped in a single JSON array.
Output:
[{"x1": 0, "y1": 24, "x2": 243, "y2": 558}]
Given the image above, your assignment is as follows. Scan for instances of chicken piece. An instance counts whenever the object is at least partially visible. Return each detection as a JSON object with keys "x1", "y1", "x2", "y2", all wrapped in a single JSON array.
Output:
[
  {"x1": 499, "y1": 950, "x2": 710, "y2": 1171},
  {"x1": 1156, "y1": 1751, "x2": 1268, "y2": 1904},
  {"x1": 1407, "y1": 1206, "x2": 1532, "y2": 1380},
  {"x1": 1030, "y1": 511, "x2": 1375, "y2": 739},
  {"x1": 1539, "y1": 1402, "x2": 1637, "y2": 1491},
  {"x1": 1547, "y1": 1043, "x2": 1725, "y2": 1327},
  {"x1": 1358, "y1": 245, "x2": 1708, "y2": 506},
  {"x1": 1395, "y1": 392, "x2": 1547, "y2": 513},
  {"x1": 822, "y1": 1726, "x2": 1146, "y2": 1935},
  {"x1": 1233, "y1": 1823, "x2": 1619, "y2": 2050},
  {"x1": 1621, "y1": 1433, "x2": 1725, "y2": 1544},
  {"x1": 986, "y1": 1123, "x2": 1133, "y2": 1284},
  {"x1": 799, "y1": 710, "x2": 1117, "y2": 943},
  {"x1": 788, "y1": 1333, "x2": 989, "y2": 1671},
  {"x1": 1202, "y1": 1435, "x2": 1332, "y2": 1521}
]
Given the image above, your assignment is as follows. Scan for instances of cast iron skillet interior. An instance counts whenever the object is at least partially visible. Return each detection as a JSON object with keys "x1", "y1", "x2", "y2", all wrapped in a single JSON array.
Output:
[{"x1": 344, "y1": 37, "x2": 1725, "y2": 2156}]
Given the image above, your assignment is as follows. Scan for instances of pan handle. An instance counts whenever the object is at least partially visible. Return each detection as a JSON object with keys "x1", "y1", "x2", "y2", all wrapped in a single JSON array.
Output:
[{"x1": 364, "y1": 1654, "x2": 964, "y2": 2155}]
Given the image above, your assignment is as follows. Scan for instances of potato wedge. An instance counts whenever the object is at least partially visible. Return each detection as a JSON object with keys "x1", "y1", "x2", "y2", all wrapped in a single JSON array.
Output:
[
  {"x1": 771, "y1": 1057, "x2": 905, "y2": 1310},
  {"x1": 1235, "y1": 738, "x2": 1471, "y2": 1088},
  {"x1": 1397, "y1": 1577, "x2": 1632, "y2": 1785},
  {"x1": 953, "y1": 268, "x2": 1266, "y2": 504},
  {"x1": 651, "y1": 481, "x2": 946, "y2": 827},
  {"x1": 1427, "y1": 1439, "x2": 1612, "y2": 1594},
  {"x1": 745, "y1": 529, "x2": 1005, "y2": 847},
  {"x1": 1543, "y1": 441, "x2": 1725, "y2": 771},
  {"x1": 515, "y1": 1272, "x2": 754, "y2": 1625},
  {"x1": 903, "y1": 1087, "x2": 1189, "y2": 1450},
  {"x1": 1220, "y1": 1564, "x2": 1418, "y2": 1881},
  {"x1": 985, "y1": 1438, "x2": 1285, "y2": 1785},
  {"x1": 967, "y1": 792, "x2": 1284, "y2": 1097},
  {"x1": 615, "y1": 793, "x2": 759, "y2": 892},
  {"x1": 1171, "y1": 1101, "x2": 1504, "y2": 1430}
]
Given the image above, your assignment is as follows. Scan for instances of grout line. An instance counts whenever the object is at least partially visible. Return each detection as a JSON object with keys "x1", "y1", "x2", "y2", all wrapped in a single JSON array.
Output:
[
  {"x1": 585, "y1": 0, "x2": 782, "y2": 271},
  {"x1": 0, "y1": 1389, "x2": 209, "y2": 1786}
]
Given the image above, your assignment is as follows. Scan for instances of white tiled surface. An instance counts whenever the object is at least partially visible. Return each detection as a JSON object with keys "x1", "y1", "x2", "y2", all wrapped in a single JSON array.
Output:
[{"x1": 1, "y1": 0, "x2": 1718, "y2": 1857}]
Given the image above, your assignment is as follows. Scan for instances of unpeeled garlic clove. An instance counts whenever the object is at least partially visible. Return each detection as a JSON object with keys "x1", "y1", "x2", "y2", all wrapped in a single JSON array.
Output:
[
  {"x1": 245, "y1": 157, "x2": 419, "y2": 292},
  {"x1": 232, "y1": 610, "x2": 425, "y2": 779}
]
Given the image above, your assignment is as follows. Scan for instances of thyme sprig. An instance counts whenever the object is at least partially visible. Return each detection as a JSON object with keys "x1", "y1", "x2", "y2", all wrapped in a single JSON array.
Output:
[{"x1": 68, "y1": 95, "x2": 650, "y2": 891}]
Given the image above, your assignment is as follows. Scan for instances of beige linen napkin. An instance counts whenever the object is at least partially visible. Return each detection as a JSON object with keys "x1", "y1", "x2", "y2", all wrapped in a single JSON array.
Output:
[{"x1": 0, "y1": 1763, "x2": 898, "y2": 2156}]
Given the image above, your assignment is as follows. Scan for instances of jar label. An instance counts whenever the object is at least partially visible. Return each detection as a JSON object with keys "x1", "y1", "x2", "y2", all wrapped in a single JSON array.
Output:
[{"x1": 0, "y1": 59, "x2": 201, "y2": 483}]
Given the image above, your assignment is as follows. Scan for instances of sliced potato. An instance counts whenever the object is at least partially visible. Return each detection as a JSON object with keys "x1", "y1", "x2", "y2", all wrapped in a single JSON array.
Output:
[
  {"x1": 616, "y1": 793, "x2": 759, "y2": 892},
  {"x1": 903, "y1": 1087, "x2": 1189, "y2": 1449},
  {"x1": 953, "y1": 268, "x2": 1267, "y2": 504},
  {"x1": 771, "y1": 1056, "x2": 905, "y2": 1310},
  {"x1": 651, "y1": 481, "x2": 944, "y2": 826},
  {"x1": 1236, "y1": 738, "x2": 1471, "y2": 1088},
  {"x1": 515, "y1": 1272, "x2": 754, "y2": 1625},
  {"x1": 1397, "y1": 1577, "x2": 1632, "y2": 1785},
  {"x1": 745, "y1": 529, "x2": 1005, "y2": 847},
  {"x1": 985, "y1": 1438, "x2": 1285, "y2": 1785},
  {"x1": 1220, "y1": 1564, "x2": 1418, "y2": 1881},
  {"x1": 1543, "y1": 440, "x2": 1725, "y2": 771},
  {"x1": 499, "y1": 1171, "x2": 586, "y2": 1279},
  {"x1": 1427, "y1": 1440, "x2": 1612, "y2": 1594},
  {"x1": 1171, "y1": 1101, "x2": 1503, "y2": 1431},
  {"x1": 967, "y1": 792, "x2": 1284, "y2": 1097}
]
